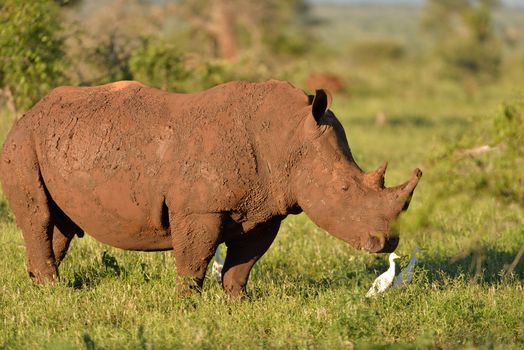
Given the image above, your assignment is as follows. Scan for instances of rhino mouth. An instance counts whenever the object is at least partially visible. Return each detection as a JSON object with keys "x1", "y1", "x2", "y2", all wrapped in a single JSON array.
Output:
[{"x1": 363, "y1": 234, "x2": 399, "y2": 253}]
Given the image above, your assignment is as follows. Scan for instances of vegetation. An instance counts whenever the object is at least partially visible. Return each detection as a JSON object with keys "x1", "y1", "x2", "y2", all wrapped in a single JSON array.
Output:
[
  {"x1": 422, "y1": 0, "x2": 503, "y2": 93},
  {"x1": 128, "y1": 38, "x2": 189, "y2": 92},
  {"x1": 1, "y1": 0, "x2": 524, "y2": 348},
  {"x1": 0, "y1": 0, "x2": 65, "y2": 114}
]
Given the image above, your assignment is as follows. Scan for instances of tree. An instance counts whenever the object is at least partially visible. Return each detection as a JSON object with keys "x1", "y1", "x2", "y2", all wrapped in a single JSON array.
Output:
[
  {"x1": 422, "y1": 0, "x2": 502, "y2": 89},
  {"x1": 65, "y1": 0, "x2": 166, "y2": 85},
  {"x1": 0, "y1": 0, "x2": 66, "y2": 115},
  {"x1": 175, "y1": 0, "x2": 314, "y2": 60}
]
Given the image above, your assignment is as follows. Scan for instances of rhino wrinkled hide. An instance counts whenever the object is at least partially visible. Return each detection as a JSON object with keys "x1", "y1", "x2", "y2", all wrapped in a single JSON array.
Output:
[{"x1": 0, "y1": 80, "x2": 421, "y2": 297}]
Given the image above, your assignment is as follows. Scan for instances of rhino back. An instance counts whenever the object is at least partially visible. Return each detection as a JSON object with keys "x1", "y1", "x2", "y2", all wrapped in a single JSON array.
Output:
[{"x1": 6, "y1": 80, "x2": 309, "y2": 247}]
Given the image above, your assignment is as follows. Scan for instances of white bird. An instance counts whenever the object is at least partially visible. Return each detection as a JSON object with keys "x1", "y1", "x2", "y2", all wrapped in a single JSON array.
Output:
[
  {"x1": 392, "y1": 246, "x2": 421, "y2": 288},
  {"x1": 365, "y1": 252, "x2": 400, "y2": 297},
  {"x1": 210, "y1": 246, "x2": 224, "y2": 283}
]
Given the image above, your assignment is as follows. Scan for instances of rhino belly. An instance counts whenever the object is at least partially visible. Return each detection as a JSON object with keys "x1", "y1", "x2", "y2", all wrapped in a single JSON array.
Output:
[{"x1": 39, "y1": 160, "x2": 173, "y2": 251}]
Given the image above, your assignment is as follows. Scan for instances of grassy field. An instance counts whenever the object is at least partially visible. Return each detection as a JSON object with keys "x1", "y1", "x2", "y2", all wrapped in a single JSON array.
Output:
[
  {"x1": 1, "y1": 4, "x2": 524, "y2": 349},
  {"x1": 1, "y1": 83, "x2": 523, "y2": 348}
]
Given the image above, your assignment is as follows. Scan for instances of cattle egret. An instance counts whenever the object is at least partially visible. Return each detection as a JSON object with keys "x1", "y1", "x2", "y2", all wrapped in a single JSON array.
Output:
[
  {"x1": 392, "y1": 246, "x2": 421, "y2": 288},
  {"x1": 211, "y1": 247, "x2": 224, "y2": 283},
  {"x1": 365, "y1": 252, "x2": 400, "y2": 297}
]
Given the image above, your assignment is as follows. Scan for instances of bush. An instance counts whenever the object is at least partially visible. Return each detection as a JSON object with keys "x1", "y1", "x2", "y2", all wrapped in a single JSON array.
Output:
[
  {"x1": 422, "y1": 1, "x2": 503, "y2": 86},
  {"x1": 0, "y1": 0, "x2": 65, "y2": 113},
  {"x1": 438, "y1": 38, "x2": 501, "y2": 82},
  {"x1": 426, "y1": 100, "x2": 524, "y2": 212},
  {"x1": 348, "y1": 38, "x2": 405, "y2": 64},
  {"x1": 128, "y1": 39, "x2": 188, "y2": 92}
]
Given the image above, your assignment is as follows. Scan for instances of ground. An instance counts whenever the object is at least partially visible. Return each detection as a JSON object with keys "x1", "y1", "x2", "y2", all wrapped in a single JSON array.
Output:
[{"x1": 0, "y1": 80, "x2": 523, "y2": 348}]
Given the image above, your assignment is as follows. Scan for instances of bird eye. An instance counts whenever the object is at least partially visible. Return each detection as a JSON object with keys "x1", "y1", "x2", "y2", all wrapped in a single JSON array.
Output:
[{"x1": 341, "y1": 184, "x2": 349, "y2": 191}]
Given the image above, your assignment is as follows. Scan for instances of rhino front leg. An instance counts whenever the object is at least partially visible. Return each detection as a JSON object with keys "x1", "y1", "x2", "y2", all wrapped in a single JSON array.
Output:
[
  {"x1": 171, "y1": 213, "x2": 224, "y2": 295},
  {"x1": 222, "y1": 217, "x2": 281, "y2": 298}
]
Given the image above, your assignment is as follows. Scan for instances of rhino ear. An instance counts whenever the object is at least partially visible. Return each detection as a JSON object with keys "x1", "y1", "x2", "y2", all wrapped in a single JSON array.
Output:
[{"x1": 310, "y1": 89, "x2": 332, "y2": 123}]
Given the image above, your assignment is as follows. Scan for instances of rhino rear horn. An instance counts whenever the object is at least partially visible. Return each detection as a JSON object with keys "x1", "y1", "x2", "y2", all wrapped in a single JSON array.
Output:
[
  {"x1": 364, "y1": 161, "x2": 388, "y2": 189},
  {"x1": 311, "y1": 89, "x2": 332, "y2": 123}
]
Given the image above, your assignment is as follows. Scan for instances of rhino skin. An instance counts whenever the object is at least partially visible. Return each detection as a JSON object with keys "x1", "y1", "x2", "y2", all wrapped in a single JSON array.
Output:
[{"x1": 0, "y1": 80, "x2": 421, "y2": 296}]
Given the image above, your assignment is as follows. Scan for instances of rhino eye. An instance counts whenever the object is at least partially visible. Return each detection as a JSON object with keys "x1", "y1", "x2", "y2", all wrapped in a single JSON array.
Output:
[{"x1": 340, "y1": 184, "x2": 349, "y2": 192}]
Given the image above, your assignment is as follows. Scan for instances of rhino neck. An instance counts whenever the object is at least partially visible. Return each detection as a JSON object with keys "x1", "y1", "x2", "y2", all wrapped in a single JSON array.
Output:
[
  {"x1": 238, "y1": 80, "x2": 310, "y2": 218},
  {"x1": 251, "y1": 149, "x2": 302, "y2": 219}
]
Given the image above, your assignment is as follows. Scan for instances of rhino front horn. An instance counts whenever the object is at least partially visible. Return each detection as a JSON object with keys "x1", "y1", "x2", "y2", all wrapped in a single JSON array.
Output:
[
  {"x1": 405, "y1": 168, "x2": 423, "y2": 193},
  {"x1": 394, "y1": 168, "x2": 422, "y2": 211}
]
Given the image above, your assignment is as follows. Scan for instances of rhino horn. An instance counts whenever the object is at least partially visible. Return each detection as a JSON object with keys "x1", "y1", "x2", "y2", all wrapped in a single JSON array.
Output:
[
  {"x1": 388, "y1": 168, "x2": 423, "y2": 211},
  {"x1": 364, "y1": 161, "x2": 388, "y2": 189}
]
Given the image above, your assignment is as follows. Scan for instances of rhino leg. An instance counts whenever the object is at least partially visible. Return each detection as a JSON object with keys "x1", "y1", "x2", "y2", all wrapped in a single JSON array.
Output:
[
  {"x1": 50, "y1": 201, "x2": 84, "y2": 266},
  {"x1": 1, "y1": 144, "x2": 57, "y2": 283},
  {"x1": 222, "y1": 217, "x2": 281, "y2": 298},
  {"x1": 171, "y1": 213, "x2": 224, "y2": 295}
]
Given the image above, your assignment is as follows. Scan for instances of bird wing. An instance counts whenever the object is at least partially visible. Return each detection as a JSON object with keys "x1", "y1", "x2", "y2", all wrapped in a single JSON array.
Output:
[
  {"x1": 393, "y1": 257, "x2": 417, "y2": 288},
  {"x1": 214, "y1": 247, "x2": 225, "y2": 265},
  {"x1": 366, "y1": 271, "x2": 394, "y2": 297},
  {"x1": 392, "y1": 273, "x2": 403, "y2": 288}
]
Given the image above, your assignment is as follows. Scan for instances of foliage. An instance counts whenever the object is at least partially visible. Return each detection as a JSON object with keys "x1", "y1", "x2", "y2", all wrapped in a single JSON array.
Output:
[
  {"x1": 128, "y1": 39, "x2": 189, "y2": 92},
  {"x1": 176, "y1": 0, "x2": 315, "y2": 59},
  {"x1": 422, "y1": 0, "x2": 502, "y2": 83},
  {"x1": 424, "y1": 100, "x2": 524, "y2": 211},
  {"x1": 0, "y1": 0, "x2": 65, "y2": 112},
  {"x1": 258, "y1": 0, "x2": 315, "y2": 57},
  {"x1": 71, "y1": 0, "x2": 166, "y2": 85},
  {"x1": 88, "y1": 32, "x2": 133, "y2": 83},
  {"x1": 348, "y1": 37, "x2": 406, "y2": 64},
  {"x1": 437, "y1": 37, "x2": 502, "y2": 82}
]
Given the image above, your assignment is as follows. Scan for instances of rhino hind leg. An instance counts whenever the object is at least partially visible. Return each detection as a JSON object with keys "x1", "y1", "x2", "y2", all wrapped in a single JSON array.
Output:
[
  {"x1": 222, "y1": 217, "x2": 281, "y2": 298},
  {"x1": 49, "y1": 199, "x2": 84, "y2": 266},
  {"x1": 171, "y1": 213, "x2": 224, "y2": 295},
  {"x1": 1, "y1": 141, "x2": 57, "y2": 283}
]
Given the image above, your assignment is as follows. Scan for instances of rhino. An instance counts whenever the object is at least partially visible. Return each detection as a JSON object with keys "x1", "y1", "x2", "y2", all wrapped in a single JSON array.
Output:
[{"x1": 0, "y1": 80, "x2": 421, "y2": 296}]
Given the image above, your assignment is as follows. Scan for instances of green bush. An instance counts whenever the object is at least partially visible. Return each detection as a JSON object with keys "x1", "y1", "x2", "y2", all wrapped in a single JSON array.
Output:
[
  {"x1": 438, "y1": 37, "x2": 501, "y2": 82},
  {"x1": 348, "y1": 37, "x2": 405, "y2": 64},
  {"x1": 88, "y1": 33, "x2": 133, "y2": 84},
  {"x1": 0, "y1": 0, "x2": 65, "y2": 112},
  {"x1": 128, "y1": 39, "x2": 188, "y2": 92},
  {"x1": 422, "y1": 1, "x2": 502, "y2": 85},
  {"x1": 423, "y1": 100, "x2": 524, "y2": 219}
]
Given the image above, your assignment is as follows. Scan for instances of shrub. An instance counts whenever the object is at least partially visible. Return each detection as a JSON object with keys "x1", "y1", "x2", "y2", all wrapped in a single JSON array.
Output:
[
  {"x1": 426, "y1": 100, "x2": 524, "y2": 212},
  {"x1": 348, "y1": 38, "x2": 405, "y2": 64},
  {"x1": 128, "y1": 39, "x2": 188, "y2": 92},
  {"x1": 0, "y1": 0, "x2": 65, "y2": 113}
]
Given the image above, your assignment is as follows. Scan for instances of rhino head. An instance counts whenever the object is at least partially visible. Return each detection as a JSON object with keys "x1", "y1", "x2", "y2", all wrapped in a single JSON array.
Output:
[{"x1": 291, "y1": 89, "x2": 422, "y2": 253}]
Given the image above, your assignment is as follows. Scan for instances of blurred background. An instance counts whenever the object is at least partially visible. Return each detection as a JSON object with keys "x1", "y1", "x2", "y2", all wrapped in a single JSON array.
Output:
[{"x1": 1, "y1": 0, "x2": 524, "y2": 114}]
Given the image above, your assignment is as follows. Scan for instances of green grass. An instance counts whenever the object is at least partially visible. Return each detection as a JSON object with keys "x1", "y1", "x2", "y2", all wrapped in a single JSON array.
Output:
[
  {"x1": 0, "y1": 212, "x2": 522, "y2": 349},
  {"x1": 1, "y1": 83, "x2": 523, "y2": 349}
]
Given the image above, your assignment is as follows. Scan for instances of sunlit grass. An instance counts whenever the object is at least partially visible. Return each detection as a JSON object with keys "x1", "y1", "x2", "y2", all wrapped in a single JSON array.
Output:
[
  {"x1": 0, "y1": 206, "x2": 522, "y2": 349},
  {"x1": 1, "y1": 43, "x2": 524, "y2": 350}
]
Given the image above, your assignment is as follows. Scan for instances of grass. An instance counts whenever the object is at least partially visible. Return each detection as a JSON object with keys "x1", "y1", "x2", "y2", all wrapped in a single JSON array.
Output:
[
  {"x1": 1, "y1": 82, "x2": 523, "y2": 349},
  {"x1": 0, "y1": 212, "x2": 522, "y2": 349}
]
